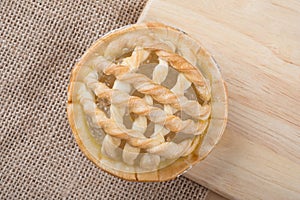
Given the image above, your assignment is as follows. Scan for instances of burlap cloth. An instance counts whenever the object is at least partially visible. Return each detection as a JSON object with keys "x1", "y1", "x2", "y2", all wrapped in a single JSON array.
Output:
[{"x1": 0, "y1": 0, "x2": 208, "y2": 199}]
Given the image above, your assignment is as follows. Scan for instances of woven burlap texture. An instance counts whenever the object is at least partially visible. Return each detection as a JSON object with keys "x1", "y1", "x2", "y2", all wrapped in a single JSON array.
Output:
[{"x1": 0, "y1": 0, "x2": 208, "y2": 199}]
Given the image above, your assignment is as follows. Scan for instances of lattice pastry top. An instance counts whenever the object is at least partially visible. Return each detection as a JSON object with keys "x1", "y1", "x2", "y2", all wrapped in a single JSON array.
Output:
[{"x1": 68, "y1": 23, "x2": 227, "y2": 181}]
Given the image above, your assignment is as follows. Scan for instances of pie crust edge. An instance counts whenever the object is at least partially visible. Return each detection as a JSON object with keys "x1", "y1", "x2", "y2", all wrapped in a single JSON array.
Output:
[{"x1": 67, "y1": 22, "x2": 228, "y2": 182}]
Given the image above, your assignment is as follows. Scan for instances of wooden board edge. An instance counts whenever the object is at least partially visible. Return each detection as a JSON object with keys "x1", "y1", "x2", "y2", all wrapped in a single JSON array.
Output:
[{"x1": 137, "y1": 0, "x2": 156, "y2": 23}]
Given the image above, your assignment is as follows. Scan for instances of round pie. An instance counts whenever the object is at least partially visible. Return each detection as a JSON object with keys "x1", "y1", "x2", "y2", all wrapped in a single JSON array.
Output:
[{"x1": 67, "y1": 23, "x2": 228, "y2": 181}]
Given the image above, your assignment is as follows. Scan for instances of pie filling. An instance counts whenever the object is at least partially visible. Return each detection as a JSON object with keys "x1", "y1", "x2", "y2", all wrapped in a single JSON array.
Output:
[{"x1": 75, "y1": 47, "x2": 211, "y2": 172}]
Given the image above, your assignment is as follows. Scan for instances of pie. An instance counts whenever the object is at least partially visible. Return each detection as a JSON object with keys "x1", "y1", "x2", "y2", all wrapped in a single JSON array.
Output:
[{"x1": 67, "y1": 23, "x2": 227, "y2": 181}]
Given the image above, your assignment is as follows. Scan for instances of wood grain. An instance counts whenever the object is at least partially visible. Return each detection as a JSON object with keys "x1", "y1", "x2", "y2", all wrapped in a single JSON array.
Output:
[
  {"x1": 138, "y1": 0, "x2": 300, "y2": 199},
  {"x1": 206, "y1": 191, "x2": 229, "y2": 200}
]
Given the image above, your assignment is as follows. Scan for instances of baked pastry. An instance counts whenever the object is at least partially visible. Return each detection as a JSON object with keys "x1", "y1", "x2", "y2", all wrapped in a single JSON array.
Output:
[{"x1": 67, "y1": 23, "x2": 227, "y2": 181}]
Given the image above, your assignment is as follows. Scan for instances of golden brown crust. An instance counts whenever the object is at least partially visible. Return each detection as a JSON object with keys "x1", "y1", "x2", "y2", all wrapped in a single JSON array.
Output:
[
  {"x1": 66, "y1": 22, "x2": 228, "y2": 182},
  {"x1": 104, "y1": 50, "x2": 211, "y2": 119}
]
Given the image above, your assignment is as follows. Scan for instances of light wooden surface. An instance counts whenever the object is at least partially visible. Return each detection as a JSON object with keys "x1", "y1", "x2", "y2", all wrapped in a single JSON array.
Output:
[{"x1": 138, "y1": 0, "x2": 300, "y2": 199}]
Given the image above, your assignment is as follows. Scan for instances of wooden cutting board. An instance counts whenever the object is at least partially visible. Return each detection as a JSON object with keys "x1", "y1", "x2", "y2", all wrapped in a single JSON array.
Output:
[{"x1": 138, "y1": 0, "x2": 300, "y2": 199}]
